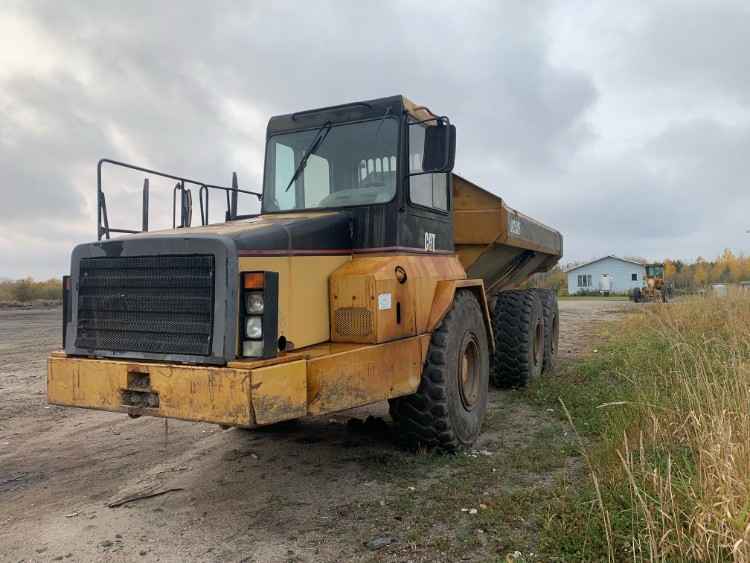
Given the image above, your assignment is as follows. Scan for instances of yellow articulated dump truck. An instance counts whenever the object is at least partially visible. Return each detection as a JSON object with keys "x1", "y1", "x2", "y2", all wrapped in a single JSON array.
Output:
[{"x1": 48, "y1": 96, "x2": 562, "y2": 451}]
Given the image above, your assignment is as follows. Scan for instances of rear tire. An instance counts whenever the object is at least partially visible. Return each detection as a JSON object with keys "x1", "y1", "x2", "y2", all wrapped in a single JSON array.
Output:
[
  {"x1": 490, "y1": 290, "x2": 544, "y2": 388},
  {"x1": 632, "y1": 287, "x2": 642, "y2": 303},
  {"x1": 532, "y1": 289, "x2": 559, "y2": 373},
  {"x1": 391, "y1": 290, "x2": 489, "y2": 452}
]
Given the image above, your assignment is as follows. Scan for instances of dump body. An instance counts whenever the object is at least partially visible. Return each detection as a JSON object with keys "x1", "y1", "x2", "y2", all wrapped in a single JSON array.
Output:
[{"x1": 452, "y1": 174, "x2": 562, "y2": 295}]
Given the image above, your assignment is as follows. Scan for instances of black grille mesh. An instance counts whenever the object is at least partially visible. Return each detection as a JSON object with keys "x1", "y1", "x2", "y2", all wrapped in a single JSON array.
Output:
[{"x1": 75, "y1": 255, "x2": 215, "y2": 356}]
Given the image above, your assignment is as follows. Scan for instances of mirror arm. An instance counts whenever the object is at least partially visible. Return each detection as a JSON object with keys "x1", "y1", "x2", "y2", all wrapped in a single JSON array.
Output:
[{"x1": 408, "y1": 115, "x2": 450, "y2": 127}]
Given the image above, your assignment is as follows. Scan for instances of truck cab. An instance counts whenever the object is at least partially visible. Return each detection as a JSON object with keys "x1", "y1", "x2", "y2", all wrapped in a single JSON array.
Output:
[{"x1": 262, "y1": 96, "x2": 455, "y2": 253}]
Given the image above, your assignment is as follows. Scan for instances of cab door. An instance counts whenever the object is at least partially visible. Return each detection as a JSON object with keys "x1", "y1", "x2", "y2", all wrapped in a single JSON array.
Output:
[{"x1": 402, "y1": 120, "x2": 453, "y2": 253}]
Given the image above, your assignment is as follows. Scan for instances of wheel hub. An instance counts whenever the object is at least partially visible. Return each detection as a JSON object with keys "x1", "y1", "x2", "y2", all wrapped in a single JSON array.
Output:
[
  {"x1": 533, "y1": 320, "x2": 543, "y2": 367},
  {"x1": 458, "y1": 334, "x2": 480, "y2": 410},
  {"x1": 551, "y1": 313, "x2": 559, "y2": 356}
]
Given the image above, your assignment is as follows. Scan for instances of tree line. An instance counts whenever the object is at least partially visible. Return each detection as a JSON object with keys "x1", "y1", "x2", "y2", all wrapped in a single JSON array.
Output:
[
  {"x1": 0, "y1": 278, "x2": 63, "y2": 303},
  {"x1": 663, "y1": 249, "x2": 749, "y2": 289}
]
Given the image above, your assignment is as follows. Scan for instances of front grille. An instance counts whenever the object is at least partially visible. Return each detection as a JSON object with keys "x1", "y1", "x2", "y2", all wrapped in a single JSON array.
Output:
[{"x1": 75, "y1": 255, "x2": 215, "y2": 356}]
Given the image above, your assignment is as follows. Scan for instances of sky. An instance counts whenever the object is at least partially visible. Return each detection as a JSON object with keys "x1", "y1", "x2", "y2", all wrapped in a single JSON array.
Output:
[{"x1": 1, "y1": 0, "x2": 749, "y2": 278}]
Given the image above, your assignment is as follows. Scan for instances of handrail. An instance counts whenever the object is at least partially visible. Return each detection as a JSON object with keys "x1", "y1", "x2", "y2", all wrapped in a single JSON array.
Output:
[{"x1": 96, "y1": 158, "x2": 262, "y2": 240}]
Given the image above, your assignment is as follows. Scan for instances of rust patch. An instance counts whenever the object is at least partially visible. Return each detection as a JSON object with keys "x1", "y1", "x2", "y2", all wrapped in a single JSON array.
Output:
[
  {"x1": 252, "y1": 395, "x2": 303, "y2": 427},
  {"x1": 306, "y1": 337, "x2": 422, "y2": 415},
  {"x1": 250, "y1": 360, "x2": 307, "y2": 426}
]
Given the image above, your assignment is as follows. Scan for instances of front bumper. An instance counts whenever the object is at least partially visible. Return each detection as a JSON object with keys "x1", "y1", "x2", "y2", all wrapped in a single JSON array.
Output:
[
  {"x1": 47, "y1": 352, "x2": 307, "y2": 427},
  {"x1": 47, "y1": 335, "x2": 427, "y2": 427}
]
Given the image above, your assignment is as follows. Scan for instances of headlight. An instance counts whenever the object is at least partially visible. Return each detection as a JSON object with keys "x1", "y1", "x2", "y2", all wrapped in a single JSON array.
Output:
[
  {"x1": 245, "y1": 316, "x2": 262, "y2": 339},
  {"x1": 240, "y1": 271, "x2": 279, "y2": 359},
  {"x1": 245, "y1": 291, "x2": 264, "y2": 315},
  {"x1": 242, "y1": 339, "x2": 264, "y2": 357}
]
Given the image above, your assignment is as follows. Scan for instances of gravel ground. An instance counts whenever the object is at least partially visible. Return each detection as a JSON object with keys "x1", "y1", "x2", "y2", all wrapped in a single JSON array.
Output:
[{"x1": 0, "y1": 299, "x2": 632, "y2": 562}]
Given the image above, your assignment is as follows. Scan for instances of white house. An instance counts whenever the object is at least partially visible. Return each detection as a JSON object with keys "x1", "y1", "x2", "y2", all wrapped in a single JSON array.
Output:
[{"x1": 566, "y1": 256, "x2": 646, "y2": 295}]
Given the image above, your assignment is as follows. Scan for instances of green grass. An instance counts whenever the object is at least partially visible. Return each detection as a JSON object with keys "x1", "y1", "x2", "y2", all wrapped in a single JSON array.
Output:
[{"x1": 528, "y1": 295, "x2": 750, "y2": 561}]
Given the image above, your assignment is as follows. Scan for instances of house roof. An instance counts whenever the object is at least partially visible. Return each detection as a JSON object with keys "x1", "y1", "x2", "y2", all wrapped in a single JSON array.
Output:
[{"x1": 565, "y1": 255, "x2": 645, "y2": 273}]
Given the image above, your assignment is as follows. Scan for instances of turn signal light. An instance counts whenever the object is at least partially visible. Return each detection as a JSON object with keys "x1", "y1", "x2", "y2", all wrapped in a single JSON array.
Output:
[{"x1": 243, "y1": 272, "x2": 265, "y2": 289}]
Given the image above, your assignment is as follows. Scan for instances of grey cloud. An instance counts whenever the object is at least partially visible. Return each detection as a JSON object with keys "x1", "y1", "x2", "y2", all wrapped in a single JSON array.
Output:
[
  {"x1": 2, "y1": 1, "x2": 747, "y2": 279},
  {"x1": 528, "y1": 116, "x2": 750, "y2": 262},
  {"x1": 22, "y1": 0, "x2": 595, "y2": 171},
  {"x1": 1, "y1": 74, "x2": 99, "y2": 222},
  {"x1": 2, "y1": 1, "x2": 598, "y2": 277},
  {"x1": 626, "y1": 2, "x2": 750, "y2": 104}
]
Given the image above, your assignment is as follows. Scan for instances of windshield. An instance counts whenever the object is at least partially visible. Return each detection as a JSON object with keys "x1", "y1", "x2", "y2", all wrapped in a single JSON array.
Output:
[{"x1": 262, "y1": 118, "x2": 399, "y2": 212}]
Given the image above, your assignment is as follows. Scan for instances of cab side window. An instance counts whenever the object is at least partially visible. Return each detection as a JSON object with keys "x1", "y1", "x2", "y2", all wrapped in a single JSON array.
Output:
[{"x1": 408, "y1": 123, "x2": 448, "y2": 211}]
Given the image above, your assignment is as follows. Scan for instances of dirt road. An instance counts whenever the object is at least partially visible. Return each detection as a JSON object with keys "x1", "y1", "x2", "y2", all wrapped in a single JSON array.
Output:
[{"x1": 0, "y1": 299, "x2": 632, "y2": 562}]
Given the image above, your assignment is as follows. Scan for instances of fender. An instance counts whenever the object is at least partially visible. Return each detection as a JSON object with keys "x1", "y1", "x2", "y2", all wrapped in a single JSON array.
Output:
[{"x1": 426, "y1": 279, "x2": 495, "y2": 350}]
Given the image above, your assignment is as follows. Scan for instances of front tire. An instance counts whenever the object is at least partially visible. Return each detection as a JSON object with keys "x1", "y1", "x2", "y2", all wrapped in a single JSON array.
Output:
[
  {"x1": 490, "y1": 290, "x2": 544, "y2": 388},
  {"x1": 391, "y1": 290, "x2": 489, "y2": 452}
]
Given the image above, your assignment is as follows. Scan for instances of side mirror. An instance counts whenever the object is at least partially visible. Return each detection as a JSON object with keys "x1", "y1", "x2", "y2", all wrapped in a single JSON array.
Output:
[{"x1": 422, "y1": 122, "x2": 456, "y2": 173}]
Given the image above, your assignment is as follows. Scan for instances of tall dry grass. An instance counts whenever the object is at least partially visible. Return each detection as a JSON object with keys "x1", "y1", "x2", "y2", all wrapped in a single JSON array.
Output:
[
  {"x1": 542, "y1": 293, "x2": 750, "y2": 561},
  {"x1": 591, "y1": 294, "x2": 750, "y2": 562}
]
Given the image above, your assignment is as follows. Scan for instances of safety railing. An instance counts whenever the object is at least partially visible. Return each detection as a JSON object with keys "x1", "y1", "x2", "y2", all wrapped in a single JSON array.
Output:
[{"x1": 96, "y1": 158, "x2": 262, "y2": 241}]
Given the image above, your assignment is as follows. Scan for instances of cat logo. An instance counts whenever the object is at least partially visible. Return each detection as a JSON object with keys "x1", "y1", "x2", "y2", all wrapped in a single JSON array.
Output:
[{"x1": 424, "y1": 231, "x2": 436, "y2": 252}]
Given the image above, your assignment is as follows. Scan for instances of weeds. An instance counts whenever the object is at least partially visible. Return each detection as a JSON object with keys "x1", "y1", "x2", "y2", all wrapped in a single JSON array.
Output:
[{"x1": 534, "y1": 294, "x2": 750, "y2": 561}]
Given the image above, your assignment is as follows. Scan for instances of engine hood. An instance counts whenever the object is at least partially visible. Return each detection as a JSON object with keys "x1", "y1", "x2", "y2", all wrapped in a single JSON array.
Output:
[{"x1": 114, "y1": 211, "x2": 353, "y2": 256}]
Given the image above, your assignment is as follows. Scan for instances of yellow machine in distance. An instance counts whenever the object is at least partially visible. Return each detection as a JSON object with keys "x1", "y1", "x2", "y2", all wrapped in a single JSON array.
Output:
[{"x1": 632, "y1": 263, "x2": 669, "y2": 303}]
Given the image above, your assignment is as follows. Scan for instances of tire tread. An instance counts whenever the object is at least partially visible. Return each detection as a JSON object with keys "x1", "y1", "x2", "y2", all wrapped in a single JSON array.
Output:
[
  {"x1": 390, "y1": 291, "x2": 487, "y2": 451},
  {"x1": 490, "y1": 290, "x2": 543, "y2": 387}
]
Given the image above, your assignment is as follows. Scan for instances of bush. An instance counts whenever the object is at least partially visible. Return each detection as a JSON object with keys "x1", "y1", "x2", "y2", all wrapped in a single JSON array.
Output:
[
  {"x1": 567, "y1": 289, "x2": 630, "y2": 297},
  {"x1": 0, "y1": 278, "x2": 62, "y2": 303}
]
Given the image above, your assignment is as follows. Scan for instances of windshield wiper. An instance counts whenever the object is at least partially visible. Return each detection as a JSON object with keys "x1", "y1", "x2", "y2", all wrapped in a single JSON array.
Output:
[
  {"x1": 284, "y1": 121, "x2": 332, "y2": 192},
  {"x1": 371, "y1": 107, "x2": 391, "y2": 150}
]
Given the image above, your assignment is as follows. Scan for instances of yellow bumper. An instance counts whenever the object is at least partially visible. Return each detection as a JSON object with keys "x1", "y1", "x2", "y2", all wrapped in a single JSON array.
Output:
[
  {"x1": 47, "y1": 354, "x2": 307, "y2": 427},
  {"x1": 47, "y1": 335, "x2": 428, "y2": 427}
]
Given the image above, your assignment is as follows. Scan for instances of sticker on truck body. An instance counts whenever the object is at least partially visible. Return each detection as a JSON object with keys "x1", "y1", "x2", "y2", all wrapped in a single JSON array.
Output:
[
  {"x1": 378, "y1": 293, "x2": 392, "y2": 311},
  {"x1": 509, "y1": 214, "x2": 522, "y2": 236}
]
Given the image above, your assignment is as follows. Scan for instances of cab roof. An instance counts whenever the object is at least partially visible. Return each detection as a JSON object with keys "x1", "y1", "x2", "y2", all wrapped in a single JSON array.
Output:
[{"x1": 266, "y1": 95, "x2": 439, "y2": 136}]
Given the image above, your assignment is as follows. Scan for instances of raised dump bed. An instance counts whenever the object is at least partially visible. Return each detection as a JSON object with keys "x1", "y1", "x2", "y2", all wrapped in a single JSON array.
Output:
[{"x1": 452, "y1": 174, "x2": 562, "y2": 294}]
